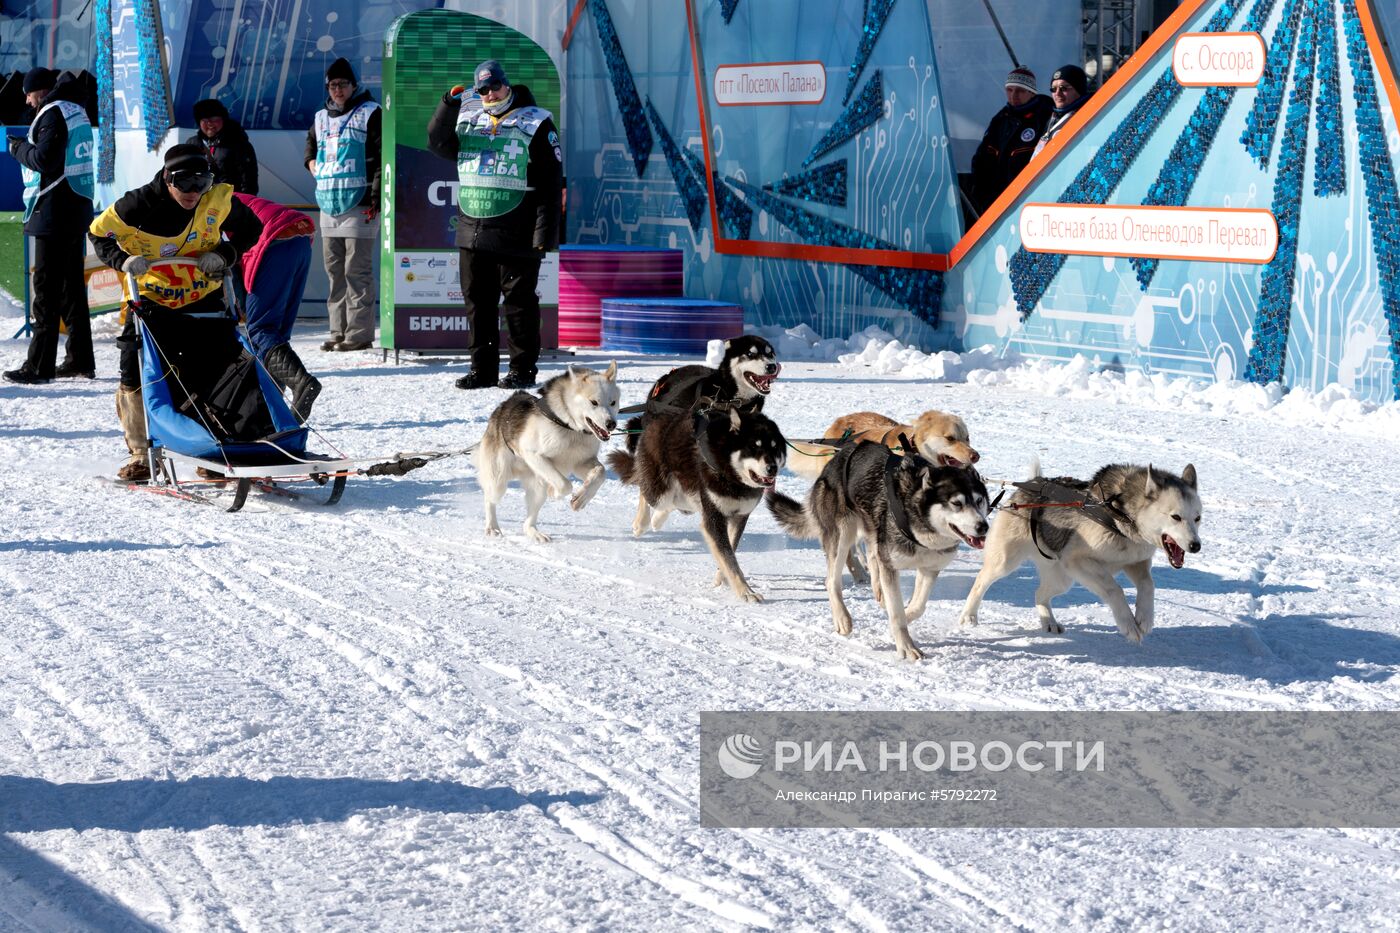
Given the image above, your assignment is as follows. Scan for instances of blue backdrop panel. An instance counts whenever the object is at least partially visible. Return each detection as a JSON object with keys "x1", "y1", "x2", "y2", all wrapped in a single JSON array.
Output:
[
  {"x1": 601, "y1": 297, "x2": 744, "y2": 355},
  {"x1": 566, "y1": 0, "x2": 963, "y2": 349},
  {"x1": 952, "y1": 0, "x2": 1400, "y2": 402}
]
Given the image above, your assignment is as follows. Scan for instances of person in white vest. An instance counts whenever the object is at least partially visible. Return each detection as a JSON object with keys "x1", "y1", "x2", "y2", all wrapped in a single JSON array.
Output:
[
  {"x1": 3, "y1": 68, "x2": 96, "y2": 385},
  {"x1": 303, "y1": 57, "x2": 382, "y2": 352},
  {"x1": 427, "y1": 59, "x2": 562, "y2": 390}
]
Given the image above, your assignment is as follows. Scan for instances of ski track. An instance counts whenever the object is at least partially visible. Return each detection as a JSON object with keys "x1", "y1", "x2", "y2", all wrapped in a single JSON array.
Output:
[{"x1": 3, "y1": 335, "x2": 1400, "y2": 928}]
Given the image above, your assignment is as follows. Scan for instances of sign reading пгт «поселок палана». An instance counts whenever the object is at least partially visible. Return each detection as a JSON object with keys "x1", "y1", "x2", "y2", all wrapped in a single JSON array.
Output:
[
  {"x1": 713, "y1": 62, "x2": 826, "y2": 106},
  {"x1": 1019, "y1": 204, "x2": 1278, "y2": 263}
]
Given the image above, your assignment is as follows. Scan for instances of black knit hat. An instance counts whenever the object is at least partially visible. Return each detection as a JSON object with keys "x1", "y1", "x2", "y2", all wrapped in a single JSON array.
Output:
[
  {"x1": 1051, "y1": 64, "x2": 1089, "y2": 97},
  {"x1": 163, "y1": 143, "x2": 211, "y2": 174},
  {"x1": 22, "y1": 67, "x2": 56, "y2": 94},
  {"x1": 325, "y1": 58, "x2": 357, "y2": 85},
  {"x1": 192, "y1": 98, "x2": 229, "y2": 122}
]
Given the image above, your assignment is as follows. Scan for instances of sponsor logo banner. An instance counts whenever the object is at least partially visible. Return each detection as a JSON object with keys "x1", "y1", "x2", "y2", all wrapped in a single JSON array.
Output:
[
  {"x1": 393, "y1": 251, "x2": 560, "y2": 306},
  {"x1": 700, "y1": 712, "x2": 1400, "y2": 828},
  {"x1": 1019, "y1": 204, "x2": 1278, "y2": 263}
]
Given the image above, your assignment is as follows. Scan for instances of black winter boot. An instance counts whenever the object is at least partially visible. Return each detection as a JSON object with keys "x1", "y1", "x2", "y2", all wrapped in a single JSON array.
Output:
[{"x1": 263, "y1": 344, "x2": 323, "y2": 423}]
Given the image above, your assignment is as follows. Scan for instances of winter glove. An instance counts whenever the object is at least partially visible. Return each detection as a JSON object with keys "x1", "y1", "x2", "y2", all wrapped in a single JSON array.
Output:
[
  {"x1": 196, "y1": 250, "x2": 228, "y2": 279},
  {"x1": 6, "y1": 136, "x2": 20, "y2": 155},
  {"x1": 121, "y1": 255, "x2": 151, "y2": 276}
]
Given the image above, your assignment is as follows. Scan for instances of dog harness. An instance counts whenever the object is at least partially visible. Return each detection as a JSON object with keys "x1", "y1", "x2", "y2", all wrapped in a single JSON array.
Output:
[
  {"x1": 508, "y1": 390, "x2": 587, "y2": 435},
  {"x1": 1008, "y1": 476, "x2": 1137, "y2": 559}
]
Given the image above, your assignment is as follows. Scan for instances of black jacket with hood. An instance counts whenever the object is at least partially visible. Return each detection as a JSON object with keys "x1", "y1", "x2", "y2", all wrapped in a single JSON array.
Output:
[
  {"x1": 303, "y1": 86, "x2": 383, "y2": 210},
  {"x1": 426, "y1": 83, "x2": 562, "y2": 257},
  {"x1": 7, "y1": 71, "x2": 94, "y2": 237},
  {"x1": 184, "y1": 119, "x2": 260, "y2": 195},
  {"x1": 88, "y1": 170, "x2": 263, "y2": 276},
  {"x1": 969, "y1": 94, "x2": 1053, "y2": 215}
]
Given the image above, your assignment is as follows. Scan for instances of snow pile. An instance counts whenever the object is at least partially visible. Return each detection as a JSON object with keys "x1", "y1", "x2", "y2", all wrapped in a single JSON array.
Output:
[
  {"x1": 90, "y1": 310, "x2": 125, "y2": 338},
  {"x1": 840, "y1": 333, "x2": 1400, "y2": 434},
  {"x1": 0, "y1": 286, "x2": 21, "y2": 321},
  {"x1": 706, "y1": 323, "x2": 858, "y2": 366}
]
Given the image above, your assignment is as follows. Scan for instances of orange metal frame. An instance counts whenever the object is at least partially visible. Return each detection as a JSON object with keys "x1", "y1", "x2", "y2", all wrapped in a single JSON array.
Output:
[{"x1": 567, "y1": 0, "x2": 1400, "y2": 274}]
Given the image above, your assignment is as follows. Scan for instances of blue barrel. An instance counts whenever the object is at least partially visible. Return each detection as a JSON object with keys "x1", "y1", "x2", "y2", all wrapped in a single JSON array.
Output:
[{"x1": 601, "y1": 298, "x2": 745, "y2": 355}]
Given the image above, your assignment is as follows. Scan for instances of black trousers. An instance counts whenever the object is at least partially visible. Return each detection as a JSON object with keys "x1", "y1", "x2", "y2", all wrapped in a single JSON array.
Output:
[
  {"x1": 459, "y1": 248, "x2": 542, "y2": 377},
  {"x1": 25, "y1": 233, "x2": 94, "y2": 377}
]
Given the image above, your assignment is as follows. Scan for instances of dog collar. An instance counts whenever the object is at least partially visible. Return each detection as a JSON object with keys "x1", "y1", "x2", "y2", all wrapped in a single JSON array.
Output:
[{"x1": 514, "y1": 390, "x2": 588, "y2": 434}]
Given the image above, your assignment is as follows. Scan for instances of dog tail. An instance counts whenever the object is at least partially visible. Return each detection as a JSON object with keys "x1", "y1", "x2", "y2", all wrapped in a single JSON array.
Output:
[
  {"x1": 767, "y1": 491, "x2": 818, "y2": 539},
  {"x1": 607, "y1": 449, "x2": 637, "y2": 484},
  {"x1": 623, "y1": 413, "x2": 646, "y2": 453},
  {"x1": 1027, "y1": 456, "x2": 1042, "y2": 480}
]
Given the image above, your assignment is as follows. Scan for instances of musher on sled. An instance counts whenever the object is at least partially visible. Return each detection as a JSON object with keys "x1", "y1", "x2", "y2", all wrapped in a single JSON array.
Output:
[{"x1": 88, "y1": 144, "x2": 264, "y2": 481}]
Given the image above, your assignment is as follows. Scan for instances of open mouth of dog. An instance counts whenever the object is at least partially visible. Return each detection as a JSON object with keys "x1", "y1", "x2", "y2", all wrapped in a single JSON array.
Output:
[
  {"x1": 1162, "y1": 534, "x2": 1186, "y2": 568},
  {"x1": 748, "y1": 470, "x2": 777, "y2": 488},
  {"x1": 585, "y1": 418, "x2": 611, "y2": 441},
  {"x1": 937, "y1": 454, "x2": 963, "y2": 468},
  {"x1": 744, "y1": 371, "x2": 778, "y2": 394},
  {"x1": 952, "y1": 525, "x2": 986, "y2": 549}
]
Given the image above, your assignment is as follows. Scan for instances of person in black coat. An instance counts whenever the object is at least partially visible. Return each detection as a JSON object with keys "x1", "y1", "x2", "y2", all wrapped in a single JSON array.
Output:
[
  {"x1": 3, "y1": 68, "x2": 95, "y2": 385},
  {"x1": 184, "y1": 99, "x2": 259, "y2": 195},
  {"x1": 969, "y1": 67, "x2": 1052, "y2": 216},
  {"x1": 427, "y1": 60, "x2": 562, "y2": 390}
]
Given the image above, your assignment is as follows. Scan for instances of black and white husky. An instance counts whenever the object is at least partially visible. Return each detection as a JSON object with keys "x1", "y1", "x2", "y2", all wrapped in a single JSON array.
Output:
[
  {"x1": 475, "y1": 362, "x2": 621, "y2": 543},
  {"x1": 625, "y1": 335, "x2": 780, "y2": 452},
  {"x1": 769, "y1": 442, "x2": 990, "y2": 661},
  {"x1": 958, "y1": 462, "x2": 1203, "y2": 642},
  {"x1": 608, "y1": 406, "x2": 786, "y2": 602}
]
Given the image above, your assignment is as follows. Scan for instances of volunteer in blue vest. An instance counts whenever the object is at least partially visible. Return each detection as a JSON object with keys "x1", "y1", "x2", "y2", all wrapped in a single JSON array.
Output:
[
  {"x1": 304, "y1": 57, "x2": 381, "y2": 352},
  {"x1": 427, "y1": 60, "x2": 562, "y2": 390},
  {"x1": 3, "y1": 67, "x2": 96, "y2": 385}
]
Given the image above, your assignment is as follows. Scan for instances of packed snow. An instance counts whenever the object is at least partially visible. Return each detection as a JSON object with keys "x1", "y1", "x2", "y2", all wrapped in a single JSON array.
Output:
[{"x1": 3, "y1": 305, "x2": 1400, "y2": 930}]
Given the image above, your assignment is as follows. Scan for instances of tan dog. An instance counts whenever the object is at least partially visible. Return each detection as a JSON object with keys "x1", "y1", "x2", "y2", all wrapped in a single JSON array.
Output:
[{"x1": 789, "y1": 410, "x2": 979, "y2": 481}]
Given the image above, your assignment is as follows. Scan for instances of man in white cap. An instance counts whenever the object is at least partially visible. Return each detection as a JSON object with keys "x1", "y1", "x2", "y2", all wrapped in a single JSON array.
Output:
[{"x1": 968, "y1": 66, "x2": 1052, "y2": 215}]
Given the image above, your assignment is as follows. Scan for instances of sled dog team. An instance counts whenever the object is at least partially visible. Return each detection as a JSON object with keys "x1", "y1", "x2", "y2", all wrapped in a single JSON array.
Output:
[{"x1": 476, "y1": 337, "x2": 1204, "y2": 661}]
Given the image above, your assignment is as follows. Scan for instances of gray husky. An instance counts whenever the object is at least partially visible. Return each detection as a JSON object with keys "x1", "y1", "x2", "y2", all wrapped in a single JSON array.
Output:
[
  {"x1": 475, "y1": 362, "x2": 621, "y2": 543},
  {"x1": 958, "y1": 462, "x2": 1202, "y2": 642},
  {"x1": 769, "y1": 442, "x2": 990, "y2": 661}
]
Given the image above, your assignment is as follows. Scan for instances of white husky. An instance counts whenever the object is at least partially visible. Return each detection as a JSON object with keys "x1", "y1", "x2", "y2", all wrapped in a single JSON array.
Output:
[
  {"x1": 959, "y1": 462, "x2": 1202, "y2": 642},
  {"x1": 476, "y1": 362, "x2": 621, "y2": 543}
]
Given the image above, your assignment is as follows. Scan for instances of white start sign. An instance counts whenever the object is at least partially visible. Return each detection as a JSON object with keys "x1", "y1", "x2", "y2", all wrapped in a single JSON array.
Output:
[
  {"x1": 1172, "y1": 32, "x2": 1266, "y2": 86},
  {"x1": 713, "y1": 62, "x2": 826, "y2": 106},
  {"x1": 1018, "y1": 204, "x2": 1278, "y2": 264}
]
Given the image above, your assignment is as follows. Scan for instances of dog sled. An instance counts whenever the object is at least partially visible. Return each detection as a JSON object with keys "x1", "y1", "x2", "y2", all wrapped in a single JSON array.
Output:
[{"x1": 119, "y1": 259, "x2": 452, "y2": 511}]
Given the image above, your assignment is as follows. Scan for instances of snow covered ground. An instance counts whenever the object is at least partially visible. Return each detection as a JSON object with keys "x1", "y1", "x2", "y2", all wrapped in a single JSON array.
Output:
[{"x1": 3, "y1": 302, "x2": 1400, "y2": 930}]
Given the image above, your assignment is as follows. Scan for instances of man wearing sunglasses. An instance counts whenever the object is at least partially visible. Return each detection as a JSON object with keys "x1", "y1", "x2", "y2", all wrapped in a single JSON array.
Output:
[
  {"x1": 88, "y1": 144, "x2": 264, "y2": 481},
  {"x1": 427, "y1": 59, "x2": 562, "y2": 390},
  {"x1": 305, "y1": 57, "x2": 382, "y2": 353},
  {"x1": 1034, "y1": 64, "x2": 1091, "y2": 157}
]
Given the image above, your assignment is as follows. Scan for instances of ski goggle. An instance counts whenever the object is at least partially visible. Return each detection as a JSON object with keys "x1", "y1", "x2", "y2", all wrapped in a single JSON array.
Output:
[
  {"x1": 166, "y1": 170, "x2": 214, "y2": 194},
  {"x1": 475, "y1": 78, "x2": 505, "y2": 95}
]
